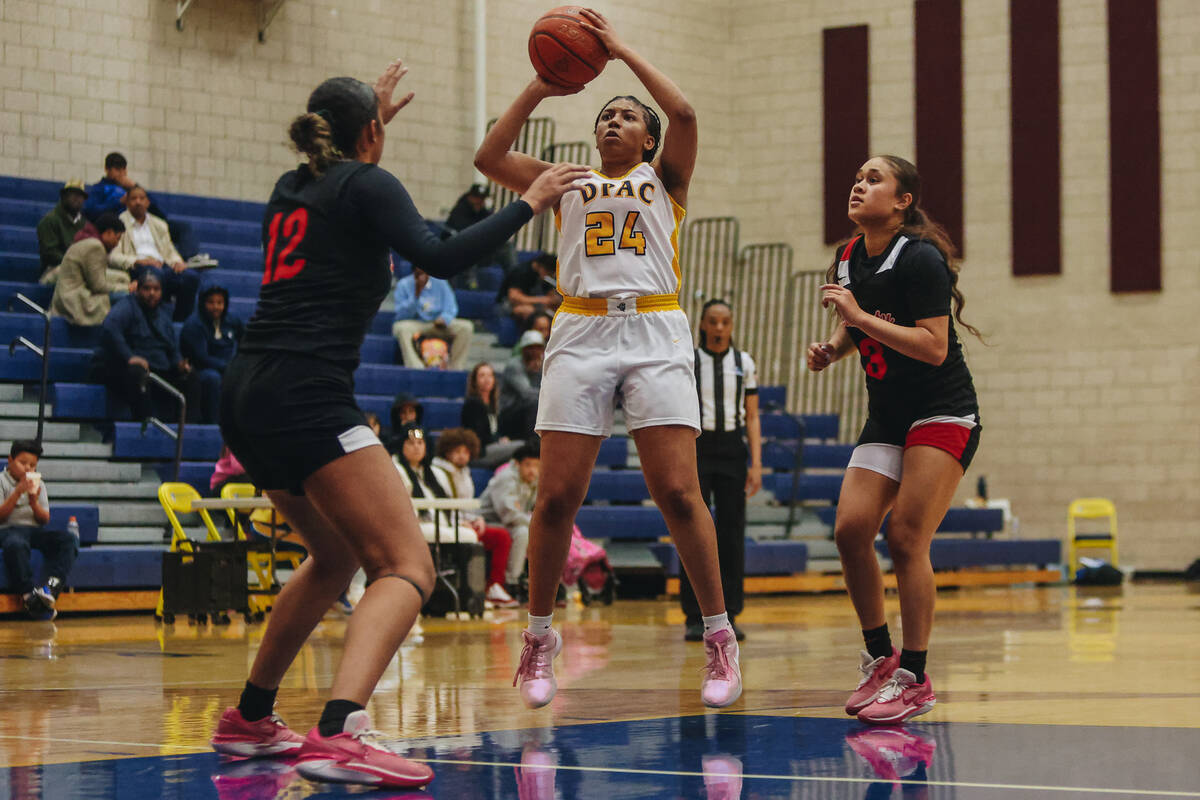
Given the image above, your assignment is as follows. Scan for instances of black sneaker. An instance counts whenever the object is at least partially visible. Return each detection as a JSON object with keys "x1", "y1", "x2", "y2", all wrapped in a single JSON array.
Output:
[{"x1": 684, "y1": 619, "x2": 704, "y2": 642}]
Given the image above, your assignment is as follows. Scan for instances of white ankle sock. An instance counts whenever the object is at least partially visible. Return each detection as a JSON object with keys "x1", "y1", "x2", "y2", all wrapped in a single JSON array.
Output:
[
  {"x1": 527, "y1": 613, "x2": 554, "y2": 636},
  {"x1": 702, "y1": 612, "x2": 731, "y2": 636}
]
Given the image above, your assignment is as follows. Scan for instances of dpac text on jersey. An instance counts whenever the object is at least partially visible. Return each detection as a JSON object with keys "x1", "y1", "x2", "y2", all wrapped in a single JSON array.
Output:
[{"x1": 580, "y1": 179, "x2": 656, "y2": 206}]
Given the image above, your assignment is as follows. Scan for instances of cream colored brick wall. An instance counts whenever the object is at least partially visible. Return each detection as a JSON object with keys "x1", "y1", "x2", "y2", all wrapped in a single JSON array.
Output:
[
  {"x1": 730, "y1": 0, "x2": 1198, "y2": 570},
  {"x1": 4, "y1": 1, "x2": 1195, "y2": 568}
]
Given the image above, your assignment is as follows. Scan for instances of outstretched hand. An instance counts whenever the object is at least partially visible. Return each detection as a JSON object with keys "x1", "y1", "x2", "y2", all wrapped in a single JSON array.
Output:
[
  {"x1": 375, "y1": 59, "x2": 415, "y2": 124},
  {"x1": 577, "y1": 8, "x2": 624, "y2": 60},
  {"x1": 520, "y1": 162, "x2": 593, "y2": 215}
]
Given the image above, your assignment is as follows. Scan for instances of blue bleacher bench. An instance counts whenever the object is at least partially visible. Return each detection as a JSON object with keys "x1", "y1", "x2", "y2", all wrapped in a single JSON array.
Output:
[
  {"x1": 353, "y1": 365, "x2": 467, "y2": 398},
  {"x1": 0, "y1": 546, "x2": 163, "y2": 591},
  {"x1": 576, "y1": 505, "x2": 668, "y2": 541},
  {"x1": 0, "y1": 281, "x2": 52, "y2": 311},
  {"x1": 814, "y1": 506, "x2": 1005, "y2": 535},
  {"x1": 0, "y1": 313, "x2": 103, "y2": 350},
  {"x1": 0, "y1": 197, "x2": 46, "y2": 228},
  {"x1": 0, "y1": 251, "x2": 40, "y2": 280},
  {"x1": 762, "y1": 441, "x2": 855, "y2": 471},
  {"x1": 586, "y1": 471, "x2": 650, "y2": 504},
  {"x1": 766, "y1": 473, "x2": 844, "y2": 503},
  {"x1": 48, "y1": 505, "x2": 100, "y2": 545},
  {"x1": 48, "y1": 383, "x2": 134, "y2": 420},
  {"x1": 875, "y1": 538, "x2": 1062, "y2": 570},
  {"x1": 1, "y1": 347, "x2": 92, "y2": 382},
  {"x1": 759, "y1": 413, "x2": 840, "y2": 440},
  {"x1": 757, "y1": 385, "x2": 786, "y2": 409},
  {"x1": 112, "y1": 422, "x2": 224, "y2": 461},
  {"x1": 648, "y1": 540, "x2": 809, "y2": 577},
  {"x1": 454, "y1": 290, "x2": 496, "y2": 321}
]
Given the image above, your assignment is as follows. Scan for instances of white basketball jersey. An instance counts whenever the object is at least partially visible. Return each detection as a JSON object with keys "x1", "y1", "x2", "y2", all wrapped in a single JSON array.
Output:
[{"x1": 555, "y1": 162, "x2": 686, "y2": 298}]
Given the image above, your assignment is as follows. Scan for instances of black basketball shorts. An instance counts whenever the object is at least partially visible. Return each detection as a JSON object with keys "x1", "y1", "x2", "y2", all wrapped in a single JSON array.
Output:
[{"x1": 219, "y1": 351, "x2": 380, "y2": 494}]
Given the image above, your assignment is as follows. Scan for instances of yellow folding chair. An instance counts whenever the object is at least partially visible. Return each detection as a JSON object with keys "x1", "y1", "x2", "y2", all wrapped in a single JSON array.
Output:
[
  {"x1": 1067, "y1": 497, "x2": 1118, "y2": 573},
  {"x1": 220, "y1": 482, "x2": 304, "y2": 617},
  {"x1": 156, "y1": 482, "x2": 224, "y2": 618}
]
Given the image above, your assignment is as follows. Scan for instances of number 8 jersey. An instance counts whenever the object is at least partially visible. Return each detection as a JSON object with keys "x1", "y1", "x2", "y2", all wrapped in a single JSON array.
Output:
[{"x1": 555, "y1": 162, "x2": 686, "y2": 298}]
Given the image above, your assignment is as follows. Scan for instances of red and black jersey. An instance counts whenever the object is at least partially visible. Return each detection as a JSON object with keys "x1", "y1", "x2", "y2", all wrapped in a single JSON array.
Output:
[
  {"x1": 241, "y1": 160, "x2": 533, "y2": 367},
  {"x1": 835, "y1": 233, "x2": 979, "y2": 427}
]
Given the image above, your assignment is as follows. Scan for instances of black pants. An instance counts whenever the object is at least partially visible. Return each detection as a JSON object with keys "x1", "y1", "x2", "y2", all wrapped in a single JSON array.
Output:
[
  {"x1": 680, "y1": 432, "x2": 746, "y2": 621},
  {"x1": 498, "y1": 398, "x2": 538, "y2": 441},
  {"x1": 108, "y1": 362, "x2": 221, "y2": 424},
  {"x1": 0, "y1": 525, "x2": 78, "y2": 595}
]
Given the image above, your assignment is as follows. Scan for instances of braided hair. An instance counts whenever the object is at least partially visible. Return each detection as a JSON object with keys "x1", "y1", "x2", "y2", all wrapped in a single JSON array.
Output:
[
  {"x1": 594, "y1": 95, "x2": 662, "y2": 162},
  {"x1": 288, "y1": 77, "x2": 380, "y2": 177}
]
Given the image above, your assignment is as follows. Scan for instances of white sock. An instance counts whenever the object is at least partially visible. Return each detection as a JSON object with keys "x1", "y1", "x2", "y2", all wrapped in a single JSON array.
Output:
[
  {"x1": 527, "y1": 613, "x2": 554, "y2": 636},
  {"x1": 702, "y1": 612, "x2": 731, "y2": 636}
]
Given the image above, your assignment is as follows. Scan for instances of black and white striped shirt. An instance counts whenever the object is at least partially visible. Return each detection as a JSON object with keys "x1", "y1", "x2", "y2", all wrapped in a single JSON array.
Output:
[{"x1": 694, "y1": 347, "x2": 758, "y2": 433}]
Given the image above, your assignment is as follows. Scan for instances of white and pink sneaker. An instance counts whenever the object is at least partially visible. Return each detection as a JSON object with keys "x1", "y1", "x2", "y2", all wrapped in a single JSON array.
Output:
[
  {"x1": 845, "y1": 648, "x2": 900, "y2": 715},
  {"x1": 293, "y1": 710, "x2": 433, "y2": 788},
  {"x1": 702, "y1": 753, "x2": 743, "y2": 800},
  {"x1": 210, "y1": 707, "x2": 304, "y2": 758},
  {"x1": 513, "y1": 628, "x2": 562, "y2": 709},
  {"x1": 856, "y1": 668, "x2": 937, "y2": 725},
  {"x1": 514, "y1": 744, "x2": 556, "y2": 799},
  {"x1": 700, "y1": 628, "x2": 742, "y2": 708}
]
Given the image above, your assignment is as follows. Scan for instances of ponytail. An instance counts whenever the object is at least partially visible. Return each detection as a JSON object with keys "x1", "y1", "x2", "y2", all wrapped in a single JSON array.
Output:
[{"x1": 288, "y1": 112, "x2": 341, "y2": 177}]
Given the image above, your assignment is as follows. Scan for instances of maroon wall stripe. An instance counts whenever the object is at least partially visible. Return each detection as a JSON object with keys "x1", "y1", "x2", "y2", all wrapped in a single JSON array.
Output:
[
  {"x1": 1010, "y1": 0, "x2": 1061, "y2": 276},
  {"x1": 1108, "y1": 0, "x2": 1161, "y2": 292},
  {"x1": 914, "y1": 0, "x2": 965, "y2": 255},
  {"x1": 822, "y1": 25, "x2": 870, "y2": 245}
]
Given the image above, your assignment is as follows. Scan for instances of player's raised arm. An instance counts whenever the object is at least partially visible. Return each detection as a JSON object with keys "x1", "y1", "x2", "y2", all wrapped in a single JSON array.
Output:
[
  {"x1": 475, "y1": 78, "x2": 581, "y2": 195},
  {"x1": 579, "y1": 8, "x2": 697, "y2": 205}
]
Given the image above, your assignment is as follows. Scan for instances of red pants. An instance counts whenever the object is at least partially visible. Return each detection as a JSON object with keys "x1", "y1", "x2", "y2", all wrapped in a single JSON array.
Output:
[{"x1": 478, "y1": 526, "x2": 512, "y2": 587}]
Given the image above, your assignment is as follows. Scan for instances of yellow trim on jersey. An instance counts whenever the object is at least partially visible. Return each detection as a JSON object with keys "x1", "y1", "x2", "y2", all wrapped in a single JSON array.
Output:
[
  {"x1": 591, "y1": 163, "x2": 644, "y2": 181},
  {"x1": 553, "y1": 206, "x2": 561, "y2": 232},
  {"x1": 559, "y1": 293, "x2": 681, "y2": 316},
  {"x1": 669, "y1": 198, "x2": 686, "y2": 289}
]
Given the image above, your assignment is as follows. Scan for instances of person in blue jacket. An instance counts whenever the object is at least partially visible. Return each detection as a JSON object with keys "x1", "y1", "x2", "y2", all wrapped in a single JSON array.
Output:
[
  {"x1": 181, "y1": 284, "x2": 244, "y2": 375},
  {"x1": 93, "y1": 268, "x2": 220, "y2": 423},
  {"x1": 392, "y1": 266, "x2": 474, "y2": 369}
]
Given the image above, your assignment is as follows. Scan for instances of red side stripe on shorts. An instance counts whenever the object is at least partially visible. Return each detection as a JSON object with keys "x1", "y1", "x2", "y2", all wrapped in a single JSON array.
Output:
[
  {"x1": 905, "y1": 422, "x2": 972, "y2": 459},
  {"x1": 840, "y1": 235, "x2": 862, "y2": 262}
]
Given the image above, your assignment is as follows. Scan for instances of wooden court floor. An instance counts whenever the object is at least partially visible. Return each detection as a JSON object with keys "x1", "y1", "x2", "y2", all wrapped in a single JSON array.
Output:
[{"x1": 1, "y1": 581, "x2": 1198, "y2": 798}]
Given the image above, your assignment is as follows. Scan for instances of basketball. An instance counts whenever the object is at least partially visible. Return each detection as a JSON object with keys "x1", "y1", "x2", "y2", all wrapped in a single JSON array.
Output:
[{"x1": 528, "y1": 6, "x2": 609, "y2": 88}]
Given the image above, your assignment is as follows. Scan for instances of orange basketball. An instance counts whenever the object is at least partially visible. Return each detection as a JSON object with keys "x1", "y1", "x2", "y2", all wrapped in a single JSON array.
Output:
[{"x1": 528, "y1": 6, "x2": 609, "y2": 89}]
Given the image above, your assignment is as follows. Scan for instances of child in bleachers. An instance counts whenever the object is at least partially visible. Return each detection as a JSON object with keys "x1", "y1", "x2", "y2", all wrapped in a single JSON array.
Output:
[
  {"x1": 181, "y1": 285, "x2": 244, "y2": 376},
  {"x1": 431, "y1": 428, "x2": 517, "y2": 608},
  {"x1": 0, "y1": 440, "x2": 77, "y2": 620},
  {"x1": 478, "y1": 441, "x2": 540, "y2": 593}
]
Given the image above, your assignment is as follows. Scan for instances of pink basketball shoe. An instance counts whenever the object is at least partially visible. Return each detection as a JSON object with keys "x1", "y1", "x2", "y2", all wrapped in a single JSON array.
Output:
[
  {"x1": 210, "y1": 707, "x2": 304, "y2": 758},
  {"x1": 293, "y1": 710, "x2": 434, "y2": 788},
  {"x1": 845, "y1": 648, "x2": 900, "y2": 715},
  {"x1": 700, "y1": 628, "x2": 742, "y2": 708},
  {"x1": 513, "y1": 628, "x2": 563, "y2": 709},
  {"x1": 856, "y1": 668, "x2": 937, "y2": 725},
  {"x1": 846, "y1": 726, "x2": 937, "y2": 782}
]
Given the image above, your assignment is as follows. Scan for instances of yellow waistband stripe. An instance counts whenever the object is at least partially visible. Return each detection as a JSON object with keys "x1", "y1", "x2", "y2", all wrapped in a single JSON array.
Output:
[{"x1": 558, "y1": 293, "x2": 681, "y2": 316}]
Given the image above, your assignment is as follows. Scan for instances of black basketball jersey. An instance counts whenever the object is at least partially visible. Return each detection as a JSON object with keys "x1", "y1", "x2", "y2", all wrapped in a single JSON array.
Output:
[
  {"x1": 836, "y1": 233, "x2": 978, "y2": 424},
  {"x1": 240, "y1": 160, "x2": 532, "y2": 366}
]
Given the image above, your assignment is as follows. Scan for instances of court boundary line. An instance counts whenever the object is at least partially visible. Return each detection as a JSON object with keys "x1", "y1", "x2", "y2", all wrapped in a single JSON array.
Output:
[
  {"x1": 1, "y1": 734, "x2": 1198, "y2": 797},
  {"x1": 411, "y1": 756, "x2": 1200, "y2": 797}
]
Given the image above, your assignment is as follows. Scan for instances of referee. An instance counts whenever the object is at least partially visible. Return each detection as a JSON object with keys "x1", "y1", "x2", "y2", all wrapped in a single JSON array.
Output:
[{"x1": 681, "y1": 299, "x2": 763, "y2": 641}]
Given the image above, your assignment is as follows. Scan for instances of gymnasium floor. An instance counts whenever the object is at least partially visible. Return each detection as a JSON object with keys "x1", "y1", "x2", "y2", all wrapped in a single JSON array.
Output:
[{"x1": 1, "y1": 583, "x2": 1197, "y2": 799}]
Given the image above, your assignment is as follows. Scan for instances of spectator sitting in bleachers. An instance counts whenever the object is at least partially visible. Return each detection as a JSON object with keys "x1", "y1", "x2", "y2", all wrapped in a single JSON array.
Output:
[
  {"x1": 431, "y1": 427, "x2": 518, "y2": 608},
  {"x1": 499, "y1": 330, "x2": 544, "y2": 441},
  {"x1": 48, "y1": 213, "x2": 131, "y2": 326},
  {"x1": 512, "y1": 309, "x2": 552, "y2": 357},
  {"x1": 36, "y1": 180, "x2": 89, "y2": 277},
  {"x1": 391, "y1": 425, "x2": 477, "y2": 544},
  {"x1": 83, "y1": 151, "x2": 200, "y2": 259},
  {"x1": 181, "y1": 285, "x2": 243, "y2": 376},
  {"x1": 461, "y1": 362, "x2": 522, "y2": 468},
  {"x1": 479, "y1": 440, "x2": 540, "y2": 591},
  {"x1": 0, "y1": 440, "x2": 77, "y2": 621},
  {"x1": 443, "y1": 184, "x2": 517, "y2": 286},
  {"x1": 496, "y1": 251, "x2": 561, "y2": 325},
  {"x1": 393, "y1": 266, "x2": 474, "y2": 370},
  {"x1": 386, "y1": 393, "x2": 423, "y2": 454},
  {"x1": 94, "y1": 268, "x2": 220, "y2": 424},
  {"x1": 112, "y1": 185, "x2": 200, "y2": 321}
]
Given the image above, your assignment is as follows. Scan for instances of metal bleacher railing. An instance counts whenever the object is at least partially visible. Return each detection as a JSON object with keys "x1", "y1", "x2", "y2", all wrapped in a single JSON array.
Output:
[
  {"x1": 485, "y1": 116, "x2": 556, "y2": 253},
  {"x1": 142, "y1": 373, "x2": 186, "y2": 483},
  {"x1": 7, "y1": 292, "x2": 51, "y2": 443}
]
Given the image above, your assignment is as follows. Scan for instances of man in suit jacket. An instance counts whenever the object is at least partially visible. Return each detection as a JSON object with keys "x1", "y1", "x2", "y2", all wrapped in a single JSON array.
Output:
[{"x1": 113, "y1": 185, "x2": 200, "y2": 321}]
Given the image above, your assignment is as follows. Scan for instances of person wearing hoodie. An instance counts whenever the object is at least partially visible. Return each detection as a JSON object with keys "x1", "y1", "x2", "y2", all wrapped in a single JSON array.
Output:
[
  {"x1": 36, "y1": 180, "x2": 89, "y2": 274},
  {"x1": 386, "y1": 393, "x2": 423, "y2": 454},
  {"x1": 181, "y1": 285, "x2": 245, "y2": 375},
  {"x1": 478, "y1": 441, "x2": 540, "y2": 589},
  {"x1": 94, "y1": 268, "x2": 220, "y2": 424}
]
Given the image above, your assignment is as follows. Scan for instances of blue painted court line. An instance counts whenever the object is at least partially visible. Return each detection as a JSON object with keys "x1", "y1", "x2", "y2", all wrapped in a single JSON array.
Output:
[{"x1": 3, "y1": 715, "x2": 1199, "y2": 798}]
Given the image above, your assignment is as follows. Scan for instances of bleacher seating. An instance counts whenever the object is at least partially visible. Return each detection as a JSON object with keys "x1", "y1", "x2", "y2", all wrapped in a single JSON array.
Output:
[
  {"x1": 648, "y1": 540, "x2": 809, "y2": 577},
  {"x1": 112, "y1": 422, "x2": 224, "y2": 461},
  {"x1": 0, "y1": 546, "x2": 162, "y2": 591}
]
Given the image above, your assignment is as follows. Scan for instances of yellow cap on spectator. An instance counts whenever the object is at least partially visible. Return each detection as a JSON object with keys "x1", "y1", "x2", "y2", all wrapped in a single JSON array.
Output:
[{"x1": 60, "y1": 179, "x2": 87, "y2": 196}]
